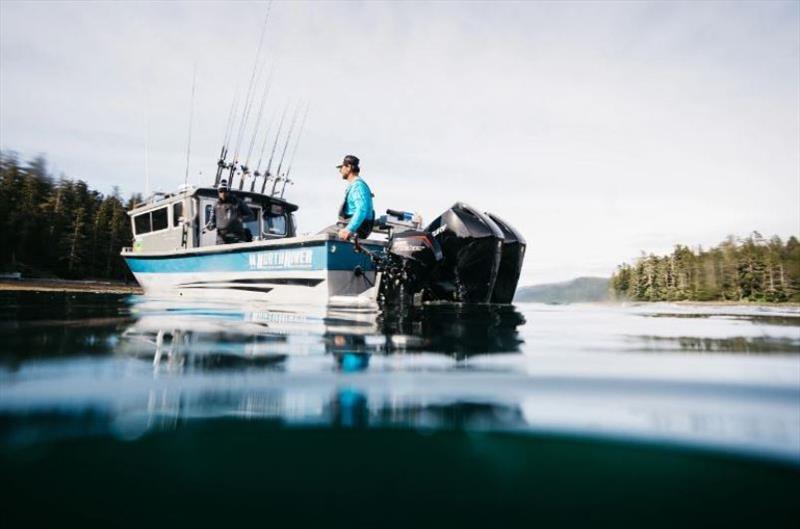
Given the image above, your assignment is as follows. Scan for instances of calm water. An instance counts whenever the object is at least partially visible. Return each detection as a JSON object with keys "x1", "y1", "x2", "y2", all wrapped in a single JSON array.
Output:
[{"x1": 1, "y1": 292, "x2": 799, "y2": 528}]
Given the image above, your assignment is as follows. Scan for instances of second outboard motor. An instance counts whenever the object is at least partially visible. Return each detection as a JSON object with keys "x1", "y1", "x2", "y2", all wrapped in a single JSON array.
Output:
[
  {"x1": 425, "y1": 203, "x2": 504, "y2": 303},
  {"x1": 485, "y1": 213, "x2": 526, "y2": 304}
]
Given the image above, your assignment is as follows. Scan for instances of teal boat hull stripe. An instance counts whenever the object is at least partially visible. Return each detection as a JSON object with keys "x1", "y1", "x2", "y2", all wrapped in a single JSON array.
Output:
[{"x1": 124, "y1": 240, "x2": 380, "y2": 274}]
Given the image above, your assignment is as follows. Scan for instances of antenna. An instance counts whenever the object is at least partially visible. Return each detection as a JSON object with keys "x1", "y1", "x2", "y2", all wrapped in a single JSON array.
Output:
[
  {"x1": 184, "y1": 64, "x2": 197, "y2": 188},
  {"x1": 143, "y1": 77, "x2": 151, "y2": 197}
]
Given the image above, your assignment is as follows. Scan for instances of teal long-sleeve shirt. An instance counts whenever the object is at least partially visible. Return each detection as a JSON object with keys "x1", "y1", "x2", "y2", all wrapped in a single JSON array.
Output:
[{"x1": 343, "y1": 178, "x2": 374, "y2": 232}]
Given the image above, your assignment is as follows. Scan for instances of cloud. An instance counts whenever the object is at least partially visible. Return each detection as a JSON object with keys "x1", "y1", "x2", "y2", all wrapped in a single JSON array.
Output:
[{"x1": 1, "y1": 0, "x2": 798, "y2": 283}]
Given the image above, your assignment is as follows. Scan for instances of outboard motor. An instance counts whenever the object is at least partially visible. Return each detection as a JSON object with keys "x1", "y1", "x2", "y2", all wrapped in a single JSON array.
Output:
[
  {"x1": 366, "y1": 205, "x2": 525, "y2": 305},
  {"x1": 425, "y1": 203, "x2": 504, "y2": 303},
  {"x1": 380, "y1": 230, "x2": 443, "y2": 303},
  {"x1": 485, "y1": 213, "x2": 526, "y2": 304}
]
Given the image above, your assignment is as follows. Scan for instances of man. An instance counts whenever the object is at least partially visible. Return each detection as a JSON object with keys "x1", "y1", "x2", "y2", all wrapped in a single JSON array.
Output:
[
  {"x1": 336, "y1": 154, "x2": 374, "y2": 240},
  {"x1": 205, "y1": 179, "x2": 254, "y2": 244}
]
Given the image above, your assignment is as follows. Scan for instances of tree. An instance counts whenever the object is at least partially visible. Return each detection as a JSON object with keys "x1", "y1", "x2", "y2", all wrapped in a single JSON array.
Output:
[
  {"x1": 610, "y1": 233, "x2": 800, "y2": 303},
  {"x1": 65, "y1": 207, "x2": 89, "y2": 276},
  {"x1": 0, "y1": 150, "x2": 137, "y2": 279}
]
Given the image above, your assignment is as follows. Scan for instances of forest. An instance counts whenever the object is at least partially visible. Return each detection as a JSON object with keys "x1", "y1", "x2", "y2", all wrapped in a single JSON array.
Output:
[
  {"x1": 610, "y1": 233, "x2": 800, "y2": 302},
  {"x1": 0, "y1": 151, "x2": 138, "y2": 280}
]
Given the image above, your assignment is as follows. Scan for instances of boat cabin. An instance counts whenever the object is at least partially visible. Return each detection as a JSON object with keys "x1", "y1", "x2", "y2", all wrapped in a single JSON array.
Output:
[{"x1": 128, "y1": 186, "x2": 298, "y2": 253}]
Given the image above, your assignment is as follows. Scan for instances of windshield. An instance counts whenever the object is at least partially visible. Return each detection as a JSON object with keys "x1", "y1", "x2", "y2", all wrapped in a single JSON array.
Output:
[
  {"x1": 264, "y1": 214, "x2": 287, "y2": 236},
  {"x1": 245, "y1": 206, "x2": 261, "y2": 239}
]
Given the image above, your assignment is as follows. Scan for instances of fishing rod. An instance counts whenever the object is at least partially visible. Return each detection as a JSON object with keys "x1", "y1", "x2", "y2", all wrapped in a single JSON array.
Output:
[
  {"x1": 183, "y1": 64, "x2": 197, "y2": 188},
  {"x1": 280, "y1": 101, "x2": 310, "y2": 198},
  {"x1": 240, "y1": 66, "x2": 273, "y2": 190},
  {"x1": 222, "y1": 89, "x2": 240, "y2": 162},
  {"x1": 271, "y1": 102, "x2": 302, "y2": 196},
  {"x1": 231, "y1": 59, "x2": 270, "y2": 187},
  {"x1": 230, "y1": 3, "x2": 272, "y2": 187},
  {"x1": 215, "y1": 89, "x2": 239, "y2": 187},
  {"x1": 260, "y1": 104, "x2": 289, "y2": 194},
  {"x1": 251, "y1": 108, "x2": 276, "y2": 192}
]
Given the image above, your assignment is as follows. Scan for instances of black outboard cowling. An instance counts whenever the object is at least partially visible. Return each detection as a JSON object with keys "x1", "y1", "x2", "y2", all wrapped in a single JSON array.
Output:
[
  {"x1": 375, "y1": 230, "x2": 443, "y2": 304},
  {"x1": 425, "y1": 203, "x2": 504, "y2": 303},
  {"x1": 364, "y1": 204, "x2": 525, "y2": 306},
  {"x1": 485, "y1": 213, "x2": 526, "y2": 304},
  {"x1": 388, "y1": 230, "x2": 443, "y2": 284}
]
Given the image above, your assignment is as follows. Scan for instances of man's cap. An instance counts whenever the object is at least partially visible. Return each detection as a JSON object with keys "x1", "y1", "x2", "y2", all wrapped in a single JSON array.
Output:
[
  {"x1": 336, "y1": 154, "x2": 360, "y2": 169},
  {"x1": 218, "y1": 179, "x2": 230, "y2": 191}
]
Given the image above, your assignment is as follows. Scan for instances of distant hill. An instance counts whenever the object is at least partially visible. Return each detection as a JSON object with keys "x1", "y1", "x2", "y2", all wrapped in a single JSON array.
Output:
[{"x1": 514, "y1": 277, "x2": 610, "y2": 304}]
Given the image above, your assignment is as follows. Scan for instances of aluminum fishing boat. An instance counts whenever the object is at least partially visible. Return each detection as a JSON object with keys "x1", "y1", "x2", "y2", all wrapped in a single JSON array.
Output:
[
  {"x1": 122, "y1": 183, "x2": 526, "y2": 306},
  {"x1": 121, "y1": 185, "x2": 384, "y2": 306}
]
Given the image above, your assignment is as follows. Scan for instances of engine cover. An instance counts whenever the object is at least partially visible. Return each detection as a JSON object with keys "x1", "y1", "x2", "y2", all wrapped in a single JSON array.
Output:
[
  {"x1": 425, "y1": 203, "x2": 504, "y2": 303},
  {"x1": 485, "y1": 213, "x2": 526, "y2": 304}
]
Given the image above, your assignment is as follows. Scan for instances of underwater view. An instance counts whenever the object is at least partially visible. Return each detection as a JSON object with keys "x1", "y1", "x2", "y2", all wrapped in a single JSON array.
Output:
[
  {"x1": 1, "y1": 291, "x2": 798, "y2": 528},
  {"x1": 2, "y1": 0, "x2": 799, "y2": 526}
]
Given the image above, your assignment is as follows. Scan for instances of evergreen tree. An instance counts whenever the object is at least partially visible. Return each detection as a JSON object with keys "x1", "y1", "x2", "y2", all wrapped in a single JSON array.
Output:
[
  {"x1": 785, "y1": 236, "x2": 800, "y2": 301},
  {"x1": 65, "y1": 207, "x2": 89, "y2": 276},
  {"x1": 0, "y1": 150, "x2": 135, "y2": 280},
  {"x1": 611, "y1": 233, "x2": 800, "y2": 303}
]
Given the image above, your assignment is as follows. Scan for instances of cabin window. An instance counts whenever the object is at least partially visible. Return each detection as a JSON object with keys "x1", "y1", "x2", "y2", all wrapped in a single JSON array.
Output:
[
  {"x1": 204, "y1": 204, "x2": 213, "y2": 225},
  {"x1": 265, "y1": 214, "x2": 287, "y2": 236},
  {"x1": 245, "y1": 206, "x2": 261, "y2": 240},
  {"x1": 152, "y1": 207, "x2": 168, "y2": 231},
  {"x1": 173, "y1": 202, "x2": 183, "y2": 227},
  {"x1": 134, "y1": 213, "x2": 151, "y2": 235}
]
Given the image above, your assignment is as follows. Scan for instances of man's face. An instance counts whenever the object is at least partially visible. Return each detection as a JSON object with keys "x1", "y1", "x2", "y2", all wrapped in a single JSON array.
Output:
[
  {"x1": 218, "y1": 190, "x2": 228, "y2": 200},
  {"x1": 339, "y1": 164, "x2": 351, "y2": 179}
]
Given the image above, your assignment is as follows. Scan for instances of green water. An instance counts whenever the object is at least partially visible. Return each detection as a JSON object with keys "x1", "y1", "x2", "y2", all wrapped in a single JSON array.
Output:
[{"x1": 1, "y1": 292, "x2": 799, "y2": 527}]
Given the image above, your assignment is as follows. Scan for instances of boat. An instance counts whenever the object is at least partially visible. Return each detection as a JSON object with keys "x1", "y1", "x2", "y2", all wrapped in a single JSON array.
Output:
[
  {"x1": 122, "y1": 182, "x2": 526, "y2": 307},
  {"x1": 121, "y1": 185, "x2": 384, "y2": 306}
]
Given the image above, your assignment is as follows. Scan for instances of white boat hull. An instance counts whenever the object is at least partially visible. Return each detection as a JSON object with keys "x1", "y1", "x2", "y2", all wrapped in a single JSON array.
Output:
[{"x1": 123, "y1": 234, "x2": 383, "y2": 307}]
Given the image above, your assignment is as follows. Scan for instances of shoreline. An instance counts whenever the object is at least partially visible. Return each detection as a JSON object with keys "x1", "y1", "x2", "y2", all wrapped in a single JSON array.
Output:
[
  {"x1": 667, "y1": 300, "x2": 800, "y2": 308},
  {"x1": 1, "y1": 280, "x2": 798, "y2": 307},
  {"x1": 515, "y1": 299, "x2": 800, "y2": 308},
  {"x1": 0, "y1": 278, "x2": 143, "y2": 294},
  {"x1": 622, "y1": 300, "x2": 800, "y2": 308}
]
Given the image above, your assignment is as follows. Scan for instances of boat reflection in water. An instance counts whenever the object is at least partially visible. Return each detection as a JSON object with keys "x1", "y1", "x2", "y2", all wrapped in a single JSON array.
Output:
[
  {"x1": 120, "y1": 299, "x2": 526, "y2": 371},
  {"x1": 115, "y1": 299, "x2": 528, "y2": 432}
]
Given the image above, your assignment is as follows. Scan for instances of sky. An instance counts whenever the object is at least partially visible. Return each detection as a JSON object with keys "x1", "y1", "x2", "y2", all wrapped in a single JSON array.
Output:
[{"x1": 1, "y1": 0, "x2": 798, "y2": 284}]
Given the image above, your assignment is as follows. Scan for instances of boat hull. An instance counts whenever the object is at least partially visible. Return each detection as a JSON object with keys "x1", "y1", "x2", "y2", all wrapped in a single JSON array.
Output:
[{"x1": 123, "y1": 235, "x2": 383, "y2": 306}]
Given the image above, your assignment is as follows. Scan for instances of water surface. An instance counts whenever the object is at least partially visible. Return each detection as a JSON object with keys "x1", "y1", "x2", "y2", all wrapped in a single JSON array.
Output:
[{"x1": 1, "y1": 292, "x2": 798, "y2": 527}]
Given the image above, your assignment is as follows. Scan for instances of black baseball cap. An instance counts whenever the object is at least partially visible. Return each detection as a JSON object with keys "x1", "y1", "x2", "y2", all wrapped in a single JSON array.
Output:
[{"x1": 336, "y1": 154, "x2": 360, "y2": 169}]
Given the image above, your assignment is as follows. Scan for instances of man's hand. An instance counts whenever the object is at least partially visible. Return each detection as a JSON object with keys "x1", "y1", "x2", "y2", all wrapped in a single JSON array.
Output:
[{"x1": 337, "y1": 228, "x2": 352, "y2": 241}]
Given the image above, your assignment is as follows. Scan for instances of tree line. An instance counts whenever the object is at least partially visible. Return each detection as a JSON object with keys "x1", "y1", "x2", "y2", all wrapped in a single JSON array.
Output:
[
  {"x1": 0, "y1": 151, "x2": 141, "y2": 280},
  {"x1": 610, "y1": 233, "x2": 800, "y2": 303}
]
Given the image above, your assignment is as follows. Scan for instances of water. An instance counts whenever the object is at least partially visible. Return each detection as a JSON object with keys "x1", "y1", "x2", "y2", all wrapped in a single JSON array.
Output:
[{"x1": 1, "y1": 292, "x2": 798, "y2": 527}]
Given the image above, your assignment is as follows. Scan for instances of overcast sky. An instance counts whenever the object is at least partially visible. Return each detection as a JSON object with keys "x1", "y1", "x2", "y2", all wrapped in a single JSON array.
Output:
[{"x1": 1, "y1": 0, "x2": 798, "y2": 284}]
